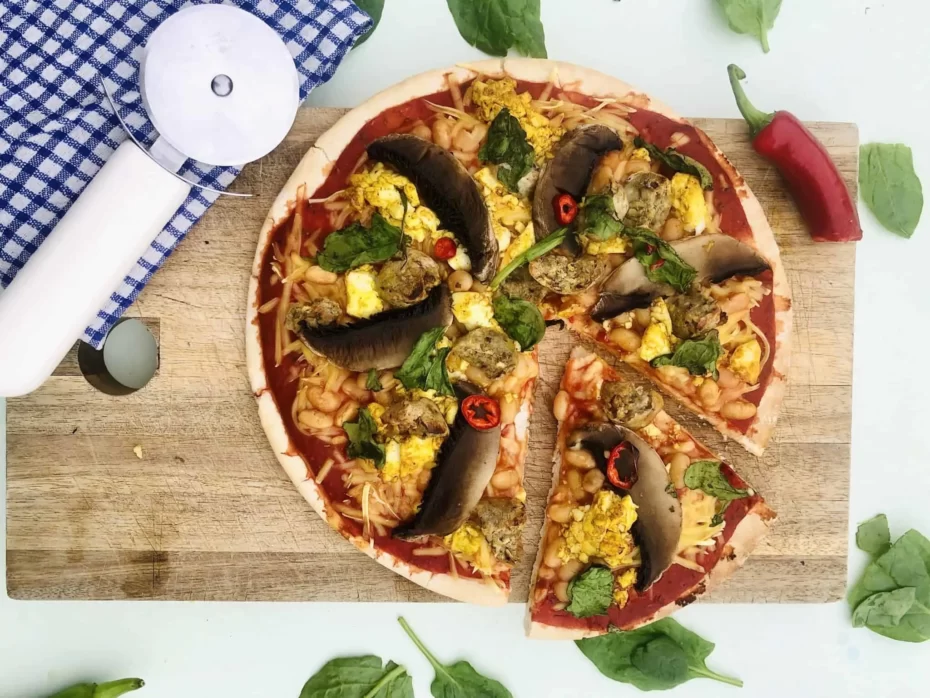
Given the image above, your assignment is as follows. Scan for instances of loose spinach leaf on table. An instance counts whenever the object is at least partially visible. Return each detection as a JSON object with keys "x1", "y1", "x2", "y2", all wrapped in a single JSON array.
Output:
[
  {"x1": 316, "y1": 213, "x2": 403, "y2": 273},
  {"x1": 683, "y1": 460, "x2": 749, "y2": 505},
  {"x1": 566, "y1": 566, "x2": 614, "y2": 618},
  {"x1": 715, "y1": 0, "x2": 783, "y2": 54},
  {"x1": 344, "y1": 408, "x2": 385, "y2": 468},
  {"x1": 856, "y1": 513, "x2": 891, "y2": 557},
  {"x1": 352, "y1": 0, "x2": 384, "y2": 47},
  {"x1": 398, "y1": 617, "x2": 513, "y2": 698},
  {"x1": 580, "y1": 194, "x2": 623, "y2": 240},
  {"x1": 492, "y1": 293, "x2": 545, "y2": 350},
  {"x1": 479, "y1": 108, "x2": 536, "y2": 192},
  {"x1": 299, "y1": 655, "x2": 413, "y2": 698},
  {"x1": 634, "y1": 138, "x2": 714, "y2": 190},
  {"x1": 575, "y1": 617, "x2": 743, "y2": 690},
  {"x1": 395, "y1": 327, "x2": 455, "y2": 396},
  {"x1": 852, "y1": 587, "x2": 921, "y2": 630},
  {"x1": 859, "y1": 143, "x2": 924, "y2": 238},
  {"x1": 624, "y1": 228, "x2": 696, "y2": 293},
  {"x1": 651, "y1": 330, "x2": 723, "y2": 380},
  {"x1": 446, "y1": 0, "x2": 546, "y2": 58}
]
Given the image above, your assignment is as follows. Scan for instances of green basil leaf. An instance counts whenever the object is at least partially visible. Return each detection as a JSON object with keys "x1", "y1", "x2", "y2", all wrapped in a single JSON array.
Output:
[
  {"x1": 634, "y1": 138, "x2": 714, "y2": 190},
  {"x1": 575, "y1": 617, "x2": 743, "y2": 690},
  {"x1": 395, "y1": 327, "x2": 455, "y2": 397},
  {"x1": 715, "y1": 0, "x2": 783, "y2": 53},
  {"x1": 352, "y1": 0, "x2": 384, "y2": 47},
  {"x1": 492, "y1": 294, "x2": 546, "y2": 351},
  {"x1": 651, "y1": 330, "x2": 723, "y2": 380},
  {"x1": 856, "y1": 513, "x2": 891, "y2": 558},
  {"x1": 859, "y1": 143, "x2": 924, "y2": 238},
  {"x1": 565, "y1": 566, "x2": 614, "y2": 618},
  {"x1": 683, "y1": 460, "x2": 749, "y2": 505},
  {"x1": 299, "y1": 656, "x2": 413, "y2": 698},
  {"x1": 479, "y1": 108, "x2": 536, "y2": 192},
  {"x1": 625, "y1": 228, "x2": 696, "y2": 292},
  {"x1": 344, "y1": 408, "x2": 385, "y2": 468},
  {"x1": 446, "y1": 0, "x2": 546, "y2": 59},
  {"x1": 366, "y1": 369, "x2": 382, "y2": 392},
  {"x1": 580, "y1": 194, "x2": 623, "y2": 241},
  {"x1": 852, "y1": 587, "x2": 918, "y2": 628},
  {"x1": 316, "y1": 213, "x2": 402, "y2": 273}
]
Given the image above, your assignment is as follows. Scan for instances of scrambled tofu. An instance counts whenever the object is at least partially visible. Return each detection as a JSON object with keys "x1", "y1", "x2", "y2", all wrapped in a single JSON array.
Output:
[
  {"x1": 582, "y1": 235, "x2": 629, "y2": 256},
  {"x1": 445, "y1": 523, "x2": 495, "y2": 574},
  {"x1": 630, "y1": 147, "x2": 651, "y2": 162},
  {"x1": 613, "y1": 567, "x2": 638, "y2": 607},
  {"x1": 638, "y1": 297, "x2": 677, "y2": 362},
  {"x1": 502, "y1": 222, "x2": 536, "y2": 267},
  {"x1": 558, "y1": 490, "x2": 638, "y2": 568},
  {"x1": 474, "y1": 167, "x2": 532, "y2": 253},
  {"x1": 469, "y1": 78, "x2": 564, "y2": 160},
  {"x1": 345, "y1": 265, "x2": 383, "y2": 318},
  {"x1": 669, "y1": 173, "x2": 708, "y2": 234},
  {"x1": 452, "y1": 291, "x2": 499, "y2": 331},
  {"x1": 380, "y1": 435, "x2": 444, "y2": 481},
  {"x1": 347, "y1": 163, "x2": 442, "y2": 242},
  {"x1": 728, "y1": 338, "x2": 762, "y2": 384}
]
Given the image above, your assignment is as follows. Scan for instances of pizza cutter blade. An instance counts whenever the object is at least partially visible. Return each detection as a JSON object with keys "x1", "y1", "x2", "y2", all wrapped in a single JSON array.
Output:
[{"x1": 0, "y1": 5, "x2": 300, "y2": 397}]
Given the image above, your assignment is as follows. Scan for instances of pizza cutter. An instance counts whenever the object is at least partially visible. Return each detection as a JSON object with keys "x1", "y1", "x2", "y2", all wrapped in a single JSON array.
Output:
[{"x1": 0, "y1": 4, "x2": 299, "y2": 397}]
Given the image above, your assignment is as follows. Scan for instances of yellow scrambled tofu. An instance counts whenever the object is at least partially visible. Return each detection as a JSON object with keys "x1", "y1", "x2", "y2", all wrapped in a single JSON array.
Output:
[
  {"x1": 728, "y1": 337, "x2": 762, "y2": 384},
  {"x1": 469, "y1": 78, "x2": 564, "y2": 160},
  {"x1": 669, "y1": 173, "x2": 708, "y2": 234},
  {"x1": 638, "y1": 297, "x2": 676, "y2": 362},
  {"x1": 345, "y1": 265, "x2": 383, "y2": 318},
  {"x1": 347, "y1": 163, "x2": 442, "y2": 242},
  {"x1": 558, "y1": 490, "x2": 638, "y2": 568}
]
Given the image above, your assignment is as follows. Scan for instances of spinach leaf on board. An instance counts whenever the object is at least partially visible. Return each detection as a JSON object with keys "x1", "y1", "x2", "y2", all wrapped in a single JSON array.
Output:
[
  {"x1": 566, "y1": 566, "x2": 614, "y2": 618},
  {"x1": 492, "y1": 294, "x2": 546, "y2": 350},
  {"x1": 395, "y1": 327, "x2": 455, "y2": 397},
  {"x1": 634, "y1": 138, "x2": 714, "y2": 190},
  {"x1": 575, "y1": 617, "x2": 743, "y2": 690},
  {"x1": 580, "y1": 194, "x2": 623, "y2": 240},
  {"x1": 316, "y1": 213, "x2": 403, "y2": 273},
  {"x1": 651, "y1": 330, "x2": 723, "y2": 380},
  {"x1": 366, "y1": 369, "x2": 382, "y2": 392},
  {"x1": 344, "y1": 408, "x2": 386, "y2": 468},
  {"x1": 625, "y1": 228, "x2": 697, "y2": 293},
  {"x1": 859, "y1": 143, "x2": 924, "y2": 238},
  {"x1": 683, "y1": 460, "x2": 749, "y2": 504},
  {"x1": 299, "y1": 656, "x2": 413, "y2": 698},
  {"x1": 856, "y1": 513, "x2": 891, "y2": 557},
  {"x1": 446, "y1": 0, "x2": 546, "y2": 58},
  {"x1": 397, "y1": 617, "x2": 513, "y2": 698},
  {"x1": 715, "y1": 0, "x2": 783, "y2": 54},
  {"x1": 479, "y1": 108, "x2": 536, "y2": 192},
  {"x1": 352, "y1": 0, "x2": 384, "y2": 47}
]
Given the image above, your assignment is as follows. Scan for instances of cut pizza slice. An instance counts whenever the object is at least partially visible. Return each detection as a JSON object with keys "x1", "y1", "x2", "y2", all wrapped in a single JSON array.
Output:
[{"x1": 526, "y1": 346, "x2": 775, "y2": 639}]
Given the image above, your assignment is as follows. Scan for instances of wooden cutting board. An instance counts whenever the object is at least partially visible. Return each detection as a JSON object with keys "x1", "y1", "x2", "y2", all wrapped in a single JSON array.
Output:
[{"x1": 5, "y1": 109, "x2": 857, "y2": 602}]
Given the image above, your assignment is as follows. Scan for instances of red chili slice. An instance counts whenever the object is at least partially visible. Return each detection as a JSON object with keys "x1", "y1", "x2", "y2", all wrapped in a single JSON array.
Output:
[
  {"x1": 461, "y1": 394, "x2": 501, "y2": 431},
  {"x1": 649, "y1": 259, "x2": 666, "y2": 272},
  {"x1": 606, "y1": 441, "x2": 639, "y2": 490},
  {"x1": 553, "y1": 193, "x2": 579, "y2": 225},
  {"x1": 434, "y1": 237, "x2": 458, "y2": 261}
]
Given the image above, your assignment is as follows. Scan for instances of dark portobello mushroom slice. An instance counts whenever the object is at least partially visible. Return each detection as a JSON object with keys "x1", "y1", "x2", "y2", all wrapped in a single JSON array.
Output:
[
  {"x1": 592, "y1": 233, "x2": 771, "y2": 321},
  {"x1": 367, "y1": 134, "x2": 498, "y2": 282},
  {"x1": 293, "y1": 284, "x2": 452, "y2": 372},
  {"x1": 394, "y1": 382, "x2": 501, "y2": 540},
  {"x1": 567, "y1": 423, "x2": 682, "y2": 590}
]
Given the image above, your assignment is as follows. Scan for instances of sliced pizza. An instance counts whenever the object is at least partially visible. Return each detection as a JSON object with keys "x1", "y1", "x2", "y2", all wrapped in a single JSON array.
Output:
[{"x1": 526, "y1": 347, "x2": 775, "y2": 638}]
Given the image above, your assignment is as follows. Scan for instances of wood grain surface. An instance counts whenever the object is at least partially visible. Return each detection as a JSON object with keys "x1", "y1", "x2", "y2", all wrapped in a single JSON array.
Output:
[{"x1": 5, "y1": 109, "x2": 857, "y2": 602}]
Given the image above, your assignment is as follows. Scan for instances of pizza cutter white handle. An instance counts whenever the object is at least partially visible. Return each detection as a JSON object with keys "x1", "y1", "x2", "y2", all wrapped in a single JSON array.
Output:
[{"x1": 0, "y1": 141, "x2": 190, "y2": 397}]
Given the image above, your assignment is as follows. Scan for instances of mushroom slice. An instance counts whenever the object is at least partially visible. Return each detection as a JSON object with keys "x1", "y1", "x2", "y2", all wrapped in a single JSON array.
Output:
[
  {"x1": 367, "y1": 134, "x2": 498, "y2": 282},
  {"x1": 293, "y1": 284, "x2": 452, "y2": 372},
  {"x1": 528, "y1": 251, "x2": 611, "y2": 295},
  {"x1": 533, "y1": 125, "x2": 623, "y2": 240},
  {"x1": 567, "y1": 423, "x2": 682, "y2": 590},
  {"x1": 592, "y1": 233, "x2": 771, "y2": 321},
  {"x1": 394, "y1": 383, "x2": 501, "y2": 539}
]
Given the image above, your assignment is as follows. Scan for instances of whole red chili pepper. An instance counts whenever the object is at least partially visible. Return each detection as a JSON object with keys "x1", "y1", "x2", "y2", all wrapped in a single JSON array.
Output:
[
  {"x1": 727, "y1": 65, "x2": 861, "y2": 243},
  {"x1": 461, "y1": 394, "x2": 500, "y2": 431},
  {"x1": 553, "y1": 193, "x2": 579, "y2": 226}
]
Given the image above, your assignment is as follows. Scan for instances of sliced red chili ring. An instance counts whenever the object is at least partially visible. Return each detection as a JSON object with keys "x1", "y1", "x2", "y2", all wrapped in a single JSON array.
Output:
[
  {"x1": 434, "y1": 237, "x2": 458, "y2": 261},
  {"x1": 553, "y1": 193, "x2": 579, "y2": 225},
  {"x1": 606, "y1": 440, "x2": 639, "y2": 490},
  {"x1": 461, "y1": 394, "x2": 501, "y2": 431},
  {"x1": 645, "y1": 243, "x2": 656, "y2": 254},
  {"x1": 649, "y1": 259, "x2": 666, "y2": 272}
]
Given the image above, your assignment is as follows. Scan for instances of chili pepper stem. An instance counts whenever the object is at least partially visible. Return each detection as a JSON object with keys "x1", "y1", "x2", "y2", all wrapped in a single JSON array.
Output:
[{"x1": 726, "y1": 64, "x2": 774, "y2": 138}]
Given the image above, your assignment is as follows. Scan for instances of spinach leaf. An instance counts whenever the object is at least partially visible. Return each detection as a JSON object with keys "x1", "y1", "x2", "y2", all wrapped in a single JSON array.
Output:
[
  {"x1": 856, "y1": 513, "x2": 891, "y2": 558},
  {"x1": 852, "y1": 587, "x2": 919, "y2": 629},
  {"x1": 398, "y1": 617, "x2": 513, "y2": 698},
  {"x1": 566, "y1": 566, "x2": 614, "y2": 618},
  {"x1": 366, "y1": 369, "x2": 382, "y2": 392},
  {"x1": 625, "y1": 228, "x2": 697, "y2": 292},
  {"x1": 651, "y1": 330, "x2": 723, "y2": 380},
  {"x1": 395, "y1": 327, "x2": 455, "y2": 397},
  {"x1": 683, "y1": 460, "x2": 749, "y2": 504},
  {"x1": 492, "y1": 294, "x2": 545, "y2": 350},
  {"x1": 634, "y1": 138, "x2": 714, "y2": 190},
  {"x1": 575, "y1": 617, "x2": 743, "y2": 690},
  {"x1": 317, "y1": 213, "x2": 403, "y2": 273},
  {"x1": 299, "y1": 656, "x2": 413, "y2": 698},
  {"x1": 344, "y1": 408, "x2": 385, "y2": 468},
  {"x1": 353, "y1": 0, "x2": 384, "y2": 47},
  {"x1": 489, "y1": 227, "x2": 568, "y2": 290},
  {"x1": 580, "y1": 194, "x2": 623, "y2": 240},
  {"x1": 715, "y1": 0, "x2": 783, "y2": 54},
  {"x1": 859, "y1": 143, "x2": 924, "y2": 238},
  {"x1": 49, "y1": 679, "x2": 145, "y2": 698},
  {"x1": 479, "y1": 108, "x2": 536, "y2": 192},
  {"x1": 446, "y1": 0, "x2": 546, "y2": 59}
]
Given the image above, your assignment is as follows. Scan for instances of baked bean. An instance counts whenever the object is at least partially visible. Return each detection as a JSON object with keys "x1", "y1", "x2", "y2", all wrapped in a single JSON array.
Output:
[
  {"x1": 548, "y1": 503, "x2": 574, "y2": 524},
  {"x1": 491, "y1": 468, "x2": 519, "y2": 490},
  {"x1": 589, "y1": 165, "x2": 612, "y2": 193},
  {"x1": 299, "y1": 409, "x2": 334, "y2": 430},
  {"x1": 432, "y1": 118, "x2": 452, "y2": 150},
  {"x1": 626, "y1": 159, "x2": 651, "y2": 175},
  {"x1": 553, "y1": 390, "x2": 571, "y2": 422},
  {"x1": 465, "y1": 365, "x2": 491, "y2": 387},
  {"x1": 633, "y1": 307, "x2": 652, "y2": 329},
  {"x1": 534, "y1": 587, "x2": 549, "y2": 604},
  {"x1": 334, "y1": 401, "x2": 359, "y2": 427},
  {"x1": 379, "y1": 371, "x2": 397, "y2": 391},
  {"x1": 661, "y1": 216, "x2": 685, "y2": 242},
  {"x1": 538, "y1": 566, "x2": 556, "y2": 581},
  {"x1": 717, "y1": 367, "x2": 741, "y2": 389},
  {"x1": 544, "y1": 538, "x2": 563, "y2": 568},
  {"x1": 564, "y1": 447, "x2": 596, "y2": 470},
  {"x1": 583, "y1": 468, "x2": 605, "y2": 493},
  {"x1": 325, "y1": 368, "x2": 350, "y2": 394},
  {"x1": 452, "y1": 123, "x2": 487, "y2": 153},
  {"x1": 698, "y1": 379, "x2": 720, "y2": 406},
  {"x1": 309, "y1": 388, "x2": 342, "y2": 413},
  {"x1": 558, "y1": 558, "x2": 585, "y2": 582},
  {"x1": 721, "y1": 399, "x2": 757, "y2": 421},
  {"x1": 341, "y1": 380, "x2": 370, "y2": 402},
  {"x1": 609, "y1": 327, "x2": 642, "y2": 353},
  {"x1": 410, "y1": 123, "x2": 432, "y2": 141},
  {"x1": 447, "y1": 269, "x2": 473, "y2": 292},
  {"x1": 553, "y1": 581, "x2": 570, "y2": 603},
  {"x1": 373, "y1": 390, "x2": 392, "y2": 406},
  {"x1": 470, "y1": 280, "x2": 488, "y2": 293},
  {"x1": 566, "y1": 469, "x2": 583, "y2": 492},
  {"x1": 305, "y1": 265, "x2": 338, "y2": 284},
  {"x1": 503, "y1": 374, "x2": 522, "y2": 394},
  {"x1": 500, "y1": 395, "x2": 519, "y2": 425},
  {"x1": 667, "y1": 452, "x2": 690, "y2": 489}
]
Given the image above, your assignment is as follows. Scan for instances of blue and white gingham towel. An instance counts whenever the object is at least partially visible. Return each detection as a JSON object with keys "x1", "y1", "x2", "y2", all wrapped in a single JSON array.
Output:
[{"x1": 0, "y1": 0, "x2": 370, "y2": 346}]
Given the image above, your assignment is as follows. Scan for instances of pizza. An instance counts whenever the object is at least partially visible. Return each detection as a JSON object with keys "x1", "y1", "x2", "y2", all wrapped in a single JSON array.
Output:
[
  {"x1": 246, "y1": 59, "x2": 789, "y2": 608},
  {"x1": 526, "y1": 347, "x2": 775, "y2": 638}
]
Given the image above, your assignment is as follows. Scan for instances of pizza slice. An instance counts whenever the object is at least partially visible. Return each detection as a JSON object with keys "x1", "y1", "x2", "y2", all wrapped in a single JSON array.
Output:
[{"x1": 526, "y1": 346, "x2": 775, "y2": 638}]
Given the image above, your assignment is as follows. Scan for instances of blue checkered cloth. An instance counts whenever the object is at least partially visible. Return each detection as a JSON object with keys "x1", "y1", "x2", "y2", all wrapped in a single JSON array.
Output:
[{"x1": 0, "y1": 0, "x2": 370, "y2": 346}]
